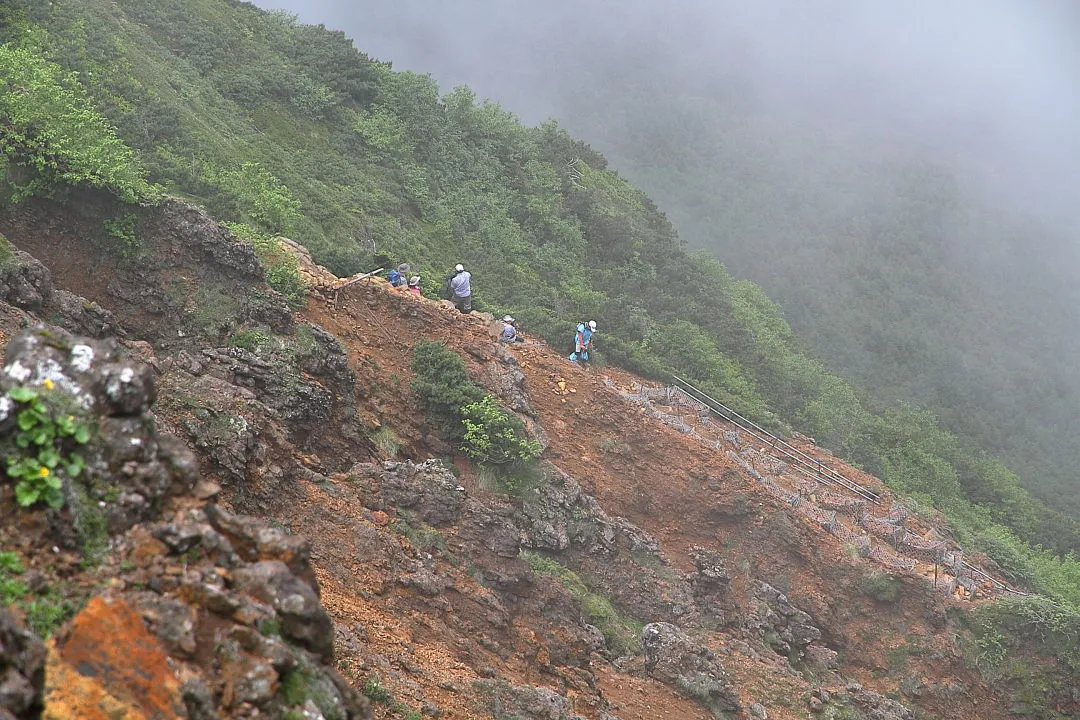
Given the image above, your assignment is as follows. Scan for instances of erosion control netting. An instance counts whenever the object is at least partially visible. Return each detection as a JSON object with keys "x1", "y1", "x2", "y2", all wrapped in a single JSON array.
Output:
[{"x1": 620, "y1": 381, "x2": 1029, "y2": 601}]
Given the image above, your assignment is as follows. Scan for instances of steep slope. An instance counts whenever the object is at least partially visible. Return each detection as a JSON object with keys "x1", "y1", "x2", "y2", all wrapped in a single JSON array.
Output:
[
  {"x1": 6, "y1": 0, "x2": 1080, "y2": 575},
  {"x1": 0, "y1": 204, "x2": 370, "y2": 719},
  {"x1": 2, "y1": 193, "x2": 1074, "y2": 719}
]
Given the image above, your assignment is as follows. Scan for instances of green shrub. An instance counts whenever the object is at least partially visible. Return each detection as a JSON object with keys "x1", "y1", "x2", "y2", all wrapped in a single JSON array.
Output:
[
  {"x1": 370, "y1": 426, "x2": 401, "y2": 458},
  {"x1": 4, "y1": 385, "x2": 92, "y2": 509},
  {"x1": 410, "y1": 341, "x2": 484, "y2": 440},
  {"x1": 521, "y1": 551, "x2": 641, "y2": 656},
  {"x1": 101, "y1": 212, "x2": 142, "y2": 261},
  {"x1": 971, "y1": 596, "x2": 1080, "y2": 674},
  {"x1": 0, "y1": 550, "x2": 23, "y2": 574},
  {"x1": 858, "y1": 570, "x2": 902, "y2": 604},
  {"x1": 25, "y1": 591, "x2": 75, "y2": 637},
  {"x1": 226, "y1": 223, "x2": 307, "y2": 308},
  {"x1": 231, "y1": 328, "x2": 272, "y2": 352},
  {"x1": 361, "y1": 675, "x2": 391, "y2": 703},
  {"x1": 0, "y1": 235, "x2": 13, "y2": 268},
  {"x1": 0, "y1": 575, "x2": 28, "y2": 607},
  {"x1": 0, "y1": 42, "x2": 158, "y2": 203},
  {"x1": 460, "y1": 396, "x2": 542, "y2": 467}
]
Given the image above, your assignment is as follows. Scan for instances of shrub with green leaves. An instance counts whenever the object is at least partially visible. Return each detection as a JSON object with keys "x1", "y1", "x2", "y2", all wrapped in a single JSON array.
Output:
[
  {"x1": 226, "y1": 222, "x2": 307, "y2": 308},
  {"x1": 460, "y1": 395, "x2": 542, "y2": 466},
  {"x1": 971, "y1": 596, "x2": 1080, "y2": 675},
  {"x1": 101, "y1": 212, "x2": 143, "y2": 261},
  {"x1": 857, "y1": 570, "x2": 902, "y2": 604},
  {"x1": 410, "y1": 341, "x2": 484, "y2": 440},
  {"x1": 0, "y1": 42, "x2": 157, "y2": 203},
  {"x1": 4, "y1": 385, "x2": 92, "y2": 508}
]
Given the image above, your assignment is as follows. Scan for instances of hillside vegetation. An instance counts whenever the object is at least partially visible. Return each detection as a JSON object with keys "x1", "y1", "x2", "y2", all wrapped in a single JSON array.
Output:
[
  {"x1": 2, "y1": 0, "x2": 1080, "y2": 612},
  {"x1": 547, "y1": 57, "x2": 1080, "y2": 522}
]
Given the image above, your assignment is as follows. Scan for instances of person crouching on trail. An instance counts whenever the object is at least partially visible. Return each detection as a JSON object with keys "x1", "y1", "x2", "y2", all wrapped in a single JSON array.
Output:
[
  {"x1": 569, "y1": 320, "x2": 596, "y2": 363},
  {"x1": 449, "y1": 263, "x2": 472, "y2": 313},
  {"x1": 501, "y1": 315, "x2": 524, "y2": 343},
  {"x1": 407, "y1": 275, "x2": 423, "y2": 296}
]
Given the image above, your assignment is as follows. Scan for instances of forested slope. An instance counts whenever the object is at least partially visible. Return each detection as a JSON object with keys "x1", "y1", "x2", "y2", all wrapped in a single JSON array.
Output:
[
  {"x1": 2, "y1": 0, "x2": 1080, "y2": 606},
  {"x1": 548, "y1": 61, "x2": 1080, "y2": 520}
]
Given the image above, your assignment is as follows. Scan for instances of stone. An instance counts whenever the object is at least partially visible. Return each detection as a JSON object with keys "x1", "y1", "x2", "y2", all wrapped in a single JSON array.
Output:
[
  {"x1": 641, "y1": 623, "x2": 740, "y2": 713},
  {"x1": 471, "y1": 679, "x2": 587, "y2": 720},
  {"x1": 0, "y1": 250, "x2": 51, "y2": 312},
  {"x1": 0, "y1": 609, "x2": 45, "y2": 717},
  {"x1": 222, "y1": 654, "x2": 277, "y2": 707},
  {"x1": 0, "y1": 667, "x2": 35, "y2": 716},
  {"x1": 45, "y1": 596, "x2": 183, "y2": 719},
  {"x1": 231, "y1": 561, "x2": 333, "y2": 660}
]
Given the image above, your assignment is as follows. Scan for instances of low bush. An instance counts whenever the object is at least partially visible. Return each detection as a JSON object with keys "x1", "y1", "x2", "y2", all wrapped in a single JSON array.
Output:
[
  {"x1": 410, "y1": 341, "x2": 484, "y2": 440},
  {"x1": 226, "y1": 222, "x2": 307, "y2": 308},
  {"x1": 3, "y1": 384, "x2": 92, "y2": 509},
  {"x1": 970, "y1": 596, "x2": 1080, "y2": 675},
  {"x1": 460, "y1": 396, "x2": 542, "y2": 467},
  {"x1": 857, "y1": 570, "x2": 902, "y2": 604}
]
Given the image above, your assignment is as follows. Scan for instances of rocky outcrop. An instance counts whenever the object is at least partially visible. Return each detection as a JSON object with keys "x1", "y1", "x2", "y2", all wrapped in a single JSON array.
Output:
[
  {"x1": 0, "y1": 327, "x2": 195, "y2": 534},
  {"x1": 145, "y1": 199, "x2": 263, "y2": 280},
  {"x1": 0, "y1": 326, "x2": 367, "y2": 719},
  {"x1": 641, "y1": 622, "x2": 740, "y2": 715},
  {"x1": 472, "y1": 679, "x2": 598, "y2": 720},
  {"x1": 0, "y1": 249, "x2": 51, "y2": 312},
  {"x1": 0, "y1": 610, "x2": 46, "y2": 719},
  {"x1": 47, "y1": 290, "x2": 125, "y2": 339},
  {"x1": 808, "y1": 685, "x2": 915, "y2": 720},
  {"x1": 748, "y1": 582, "x2": 824, "y2": 665}
]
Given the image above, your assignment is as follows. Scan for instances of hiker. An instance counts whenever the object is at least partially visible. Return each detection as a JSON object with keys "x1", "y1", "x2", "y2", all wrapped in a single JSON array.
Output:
[
  {"x1": 407, "y1": 275, "x2": 423, "y2": 296},
  {"x1": 387, "y1": 263, "x2": 411, "y2": 288},
  {"x1": 568, "y1": 320, "x2": 596, "y2": 363},
  {"x1": 501, "y1": 315, "x2": 524, "y2": 343},
  {"x1": 449, "y1": 263, "x2": 472, "y2": 313}
]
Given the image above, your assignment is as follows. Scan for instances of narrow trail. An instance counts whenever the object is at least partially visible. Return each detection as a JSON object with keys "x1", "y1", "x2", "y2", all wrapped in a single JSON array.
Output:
[{"x1": 300, "y1": 272, "x2": 1022, "y2": 608}]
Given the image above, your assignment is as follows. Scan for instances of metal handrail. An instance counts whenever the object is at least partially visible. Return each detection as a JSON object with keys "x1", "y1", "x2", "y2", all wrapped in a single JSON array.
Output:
[
  {"x1": 670, "y1": 376, "x2": 881, "y2": 503},
  {"x1": 668, "y1": 376, "x2": 1034, "y2": 597}
]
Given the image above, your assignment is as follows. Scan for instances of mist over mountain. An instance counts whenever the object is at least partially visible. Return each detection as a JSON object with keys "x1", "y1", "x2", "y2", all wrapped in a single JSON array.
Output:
[
  {"x1": 253, "y1": 0, "x2": 1080, "y2": 513},
  {"x1": 257, "y1": 0, "x2": 1080, "y2": 222}
]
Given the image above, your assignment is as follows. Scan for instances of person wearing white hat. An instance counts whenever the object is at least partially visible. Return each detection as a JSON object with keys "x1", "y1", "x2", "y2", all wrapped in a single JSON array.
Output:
[
  {"x1": 569, "y1": 320, "x2": 597, "y2": 363},
  {"x1": 449, "y1": 263, "x2": 472, "y2": 313},
  {"x1": 501, "y1": 315, "x2": 523, "y2": 343}
]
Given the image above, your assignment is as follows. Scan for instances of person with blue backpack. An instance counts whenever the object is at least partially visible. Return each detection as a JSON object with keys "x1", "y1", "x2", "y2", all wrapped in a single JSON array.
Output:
[
  {"x1": 386, "y1": 263, "x2": 411, "y2": 288},
  {"x1": 568, "y1": 320, "x2": 597, "y2": 363}
]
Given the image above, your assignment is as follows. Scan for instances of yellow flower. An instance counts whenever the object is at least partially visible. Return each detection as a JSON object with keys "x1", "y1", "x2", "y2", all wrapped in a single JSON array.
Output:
[
  {"x1": 41, "y1": 379, "x2": 55, "y2": 390},
  {"x1": 38, "y1": 466, "x2": 49, "y2": 477}
]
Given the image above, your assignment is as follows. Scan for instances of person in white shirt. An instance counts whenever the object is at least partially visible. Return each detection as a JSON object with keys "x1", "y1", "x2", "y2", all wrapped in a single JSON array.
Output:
[{"x1": 449, "y1": 263, "x2": 472, "y2": 313}]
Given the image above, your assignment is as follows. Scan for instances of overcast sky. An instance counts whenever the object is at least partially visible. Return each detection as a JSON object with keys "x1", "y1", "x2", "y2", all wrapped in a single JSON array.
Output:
[{"x1": 254, "y1": 0, "x2": 1080, "y2": 226}]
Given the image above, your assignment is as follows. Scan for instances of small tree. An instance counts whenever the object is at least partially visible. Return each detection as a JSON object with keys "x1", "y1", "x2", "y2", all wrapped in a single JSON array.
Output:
[
  {"x1": 410, "y1": 341, "x2": 484, "y2": 440},
  {"x1": 460, "y1": 396, "x2": 542, "y2": 466}
]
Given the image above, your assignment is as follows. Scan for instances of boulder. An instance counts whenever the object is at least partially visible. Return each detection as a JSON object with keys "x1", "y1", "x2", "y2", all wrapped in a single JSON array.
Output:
[{"x1": 641, "y1": 622, "x2": 740, "y2": 714}]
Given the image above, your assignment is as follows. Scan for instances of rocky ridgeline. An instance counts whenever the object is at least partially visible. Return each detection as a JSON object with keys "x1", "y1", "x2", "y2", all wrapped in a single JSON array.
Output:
[
  {"x1": 0, "y1": 325, "x2": 368, "y2": 720},
  {"x1": 0, "y1": 214, "x2": 930, "y2": 719}
]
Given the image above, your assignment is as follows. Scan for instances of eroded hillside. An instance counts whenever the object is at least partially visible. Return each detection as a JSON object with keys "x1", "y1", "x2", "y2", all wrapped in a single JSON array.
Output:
[{"x1": 0, "y1": 193, "x2": 1076, "y2": 719}]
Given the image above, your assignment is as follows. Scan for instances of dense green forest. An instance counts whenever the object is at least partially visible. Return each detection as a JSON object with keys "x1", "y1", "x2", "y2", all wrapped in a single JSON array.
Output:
[
  {"x1": 2, "y1": 0, "x2": 1080, "y2": 609},
  {"x1": 553, "y1": 69, "x2": 1080, "y2": 523}
]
